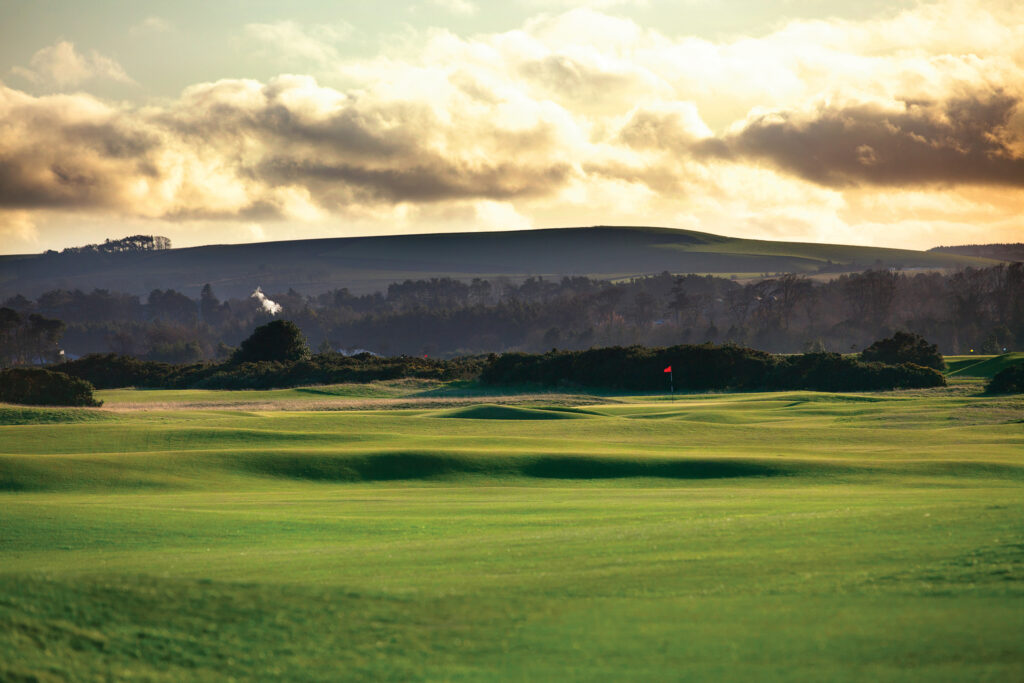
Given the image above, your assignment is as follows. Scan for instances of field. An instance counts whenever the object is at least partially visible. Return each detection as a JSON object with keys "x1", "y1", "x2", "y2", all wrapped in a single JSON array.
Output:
[{"x1": 1, "y1": 372, "x2": 1023, "y2": 680}]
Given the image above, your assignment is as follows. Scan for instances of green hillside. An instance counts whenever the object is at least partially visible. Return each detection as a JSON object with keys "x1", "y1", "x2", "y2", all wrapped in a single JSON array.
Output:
[
  {"x1": 0, "y1": 226, "x2": 999, "y2": 299},
  {"x1": 946, "y1": 353, "x2": 1024, "y2": 378}
]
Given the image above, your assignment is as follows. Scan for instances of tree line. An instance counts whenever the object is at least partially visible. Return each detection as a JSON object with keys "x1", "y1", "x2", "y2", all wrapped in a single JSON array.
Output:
[
  {"x1": 1, "y1": 263, "x2": 1022, "y2": 365},
  {"x1": 43, "y1": 234, "x2": 172, "y2": 257}
]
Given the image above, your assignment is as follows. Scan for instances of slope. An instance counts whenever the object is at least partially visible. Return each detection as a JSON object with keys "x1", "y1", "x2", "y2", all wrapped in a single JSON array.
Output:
[{"x1": 0, "y1": 225, "x2": 999, "y2": 299}]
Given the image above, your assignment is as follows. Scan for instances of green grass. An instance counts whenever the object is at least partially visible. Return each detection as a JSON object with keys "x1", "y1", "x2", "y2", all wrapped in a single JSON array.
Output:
[
  {"x1": 945, "y1": 353, "x2": 1024, "y2": 378},
  {"x1": 95, "y1": 378, "x2": 445, "y2": 405},
  {"x1": 1, "y1": 387, "x2": 1022, "y2": 680}
]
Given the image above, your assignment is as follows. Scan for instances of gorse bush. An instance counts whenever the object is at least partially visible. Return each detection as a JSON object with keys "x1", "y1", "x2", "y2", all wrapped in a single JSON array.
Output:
[
  {"x1": 55, "y1": 352, "x2": 485, "y2": 390},
  {"x1": 986, "y1": 365, "x2": 1024, "y2": 394},
  {"x1": 480, "y1": 345, "x2": 945, "y2": 392},
  {"x1": 0, "y1": 368, "x2": 102, "y2": 406},
  {"x1": 480, "y1": 344, "x2": 776, "y2": 391},
  {"x1": 771, "y1": 353, "x2": 945, "y2": 391},
  {"x1": 52, "y1": 353, "x2": 207, "y2": 389},
  {"x1": 860, "y1": 331, "x2": 945, "y2": 370},
  {"x1": 194, "y1": 354, "x2": 485, "y2": 390}
]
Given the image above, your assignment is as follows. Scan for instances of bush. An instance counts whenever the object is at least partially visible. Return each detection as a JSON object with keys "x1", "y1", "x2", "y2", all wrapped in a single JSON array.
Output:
[
  {"x1": 53, "y1": 353, "x2": 210, "y2": 389},
  {"x1": 194, "y1": 354, "x2": 485, "y2": 390},
  {"x1": 232, "y1": 320, "x2": 310, "y2": 364},
  {"x1": 0, "y1": 368, "x2": 102, "y2": 406},
  {"x1": 481, "y1": 344, "x2": 775, "y2": 391},
  {"x1": 480, "y1": 345, "x2": 946, "y2": 392},
  {"x1": 773, "y1": 354, "x2": 945, "y2": 391},
  {"x1": 51, "y1": 351, "x2": 486, "y2": 390},
  {"x1": 986, "y1": 365, "x2": 1024, "y2": 394},
  {"x1": 861, "y1": 331, "x2": 945, "y2": 370}
]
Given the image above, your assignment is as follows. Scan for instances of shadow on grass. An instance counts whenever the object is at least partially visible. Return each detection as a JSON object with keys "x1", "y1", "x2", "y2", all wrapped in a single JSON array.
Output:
[
  {"x1": 239, "y1": 452, "x2": 784, "y2": 482},
  {"x1": 5, "y1": 452, "x2": 1023, "y2": 492},
  {"x1": 520, "y1": 457, "x2": 782, "y2": 479},
  {"x1": 241, "y1": 452, "x2": 475, "y2": 482},
  {"x1": 433, "y1": 405, "x2": 588, "y2": 420}
]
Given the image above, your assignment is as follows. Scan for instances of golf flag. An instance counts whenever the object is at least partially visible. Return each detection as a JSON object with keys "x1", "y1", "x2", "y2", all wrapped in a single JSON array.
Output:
[{"x1": 663, "y1": 366, "x2": 672, "y2": 373}]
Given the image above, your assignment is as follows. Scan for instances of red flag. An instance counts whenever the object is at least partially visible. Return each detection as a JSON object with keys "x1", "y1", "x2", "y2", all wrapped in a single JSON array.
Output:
[{"x1": 663, "y1": 365, "x2": 672, "y2": 373}]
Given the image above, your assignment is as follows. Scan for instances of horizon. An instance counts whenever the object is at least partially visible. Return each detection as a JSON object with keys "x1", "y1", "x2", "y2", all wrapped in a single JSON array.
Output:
[
  {"x1": 2, "y1": 1, "x2": 1023, "y2": 255},
  {"x1": 3, "y1": 223, "x2": 1006, "y2": 260}
]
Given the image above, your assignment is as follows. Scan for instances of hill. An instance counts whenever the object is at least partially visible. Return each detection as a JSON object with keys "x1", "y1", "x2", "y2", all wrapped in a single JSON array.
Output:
[
  {"x1": 0, "y1": 226, "x2": 999, "y2": 299},
  {"x1": 929, "y1": 243, "x2": 1024, "y2": 262}
]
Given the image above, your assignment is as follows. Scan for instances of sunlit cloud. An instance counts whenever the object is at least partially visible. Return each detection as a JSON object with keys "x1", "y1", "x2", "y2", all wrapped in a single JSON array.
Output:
[
  {"x1": 10, "y1": 41, "x2": 134, "y2": 90},
  {"x1": 243, "y1": 21, "x2": 354, "y2": 68}
]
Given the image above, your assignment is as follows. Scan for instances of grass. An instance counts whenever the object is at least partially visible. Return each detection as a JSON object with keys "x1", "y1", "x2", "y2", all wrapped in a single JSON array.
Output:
[
  {"x1": 1, "y1": 385, "x2": 1022, "y2": 680},
  {"x1": 945, "y1": 353, "x2": 1024, "y2": 378}
]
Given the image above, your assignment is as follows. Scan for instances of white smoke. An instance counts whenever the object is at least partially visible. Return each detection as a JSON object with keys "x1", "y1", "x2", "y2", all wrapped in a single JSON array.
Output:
[{"x1": 251, "y1": 286, "x2": 282, "y2": 315}]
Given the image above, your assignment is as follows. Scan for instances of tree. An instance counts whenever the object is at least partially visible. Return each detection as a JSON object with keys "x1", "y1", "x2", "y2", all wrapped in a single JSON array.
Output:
[
  {"x1": 232, "y1": 320, "x2": 310, "y2": 363},
  {"x1": 0, "y1": 307, "x2": 22, "y2": 367},
  {"x1": 147, "y1": 289, "x2": 198, "y2": 325},
  {"x1": 860, "y1": 331, "x2": 945, "y2": 370},
  {"x1": 841, "y1": 269, "x2": 900, "y2": 329},
  {"x1": 26, "y1": 314, "x2": 66, "y2": 364}
]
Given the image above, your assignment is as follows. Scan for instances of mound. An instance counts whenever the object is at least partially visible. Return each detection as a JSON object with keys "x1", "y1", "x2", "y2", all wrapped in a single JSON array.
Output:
[
  {"x1": 433, "y1": 404, "x2": 588, "y2": 420},
  {"x1": 0, "y1": 406, "x2": 109, "y2": 425},
  {"x1": 947, "y1": 353, "x2": 1024, "y2": 379}
]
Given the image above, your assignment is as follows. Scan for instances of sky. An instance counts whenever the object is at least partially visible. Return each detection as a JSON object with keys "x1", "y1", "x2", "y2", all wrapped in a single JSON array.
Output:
[{"x1": 1, "y1": 0, "x2": 1022, "y2": 254}]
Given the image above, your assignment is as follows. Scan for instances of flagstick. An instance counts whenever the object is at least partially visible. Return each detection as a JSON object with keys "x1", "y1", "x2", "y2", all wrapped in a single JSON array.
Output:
[{"x1": 670, "y1": 370, "x2": 674, "y2": 401}]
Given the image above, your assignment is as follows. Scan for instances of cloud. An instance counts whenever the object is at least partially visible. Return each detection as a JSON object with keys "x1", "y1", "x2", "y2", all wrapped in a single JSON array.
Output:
[
  {"x1": 0, "y1": 210, "x2": 38, "y2": 250},
  {"x1": 10, "y1": 41, "x2": 134, "y2": 90},
  {"x1": 243, "y1": 21, "x2": 353, "y2": 68},
  {"x1": 700, "y1": 90, "x2": 1024, "y2": 188},
  {"x1": 0, "y1": 69, "x2": 579, "y2": 220},
  {"x1": 130, "y1": 16, "x2": 174, "y2": 36},
  {"x1": 519, "y1": 0, "x2": 650, "y2": 8},
  {"x1": 428, "y1": 0, "x2": 478, "y2": 15}
]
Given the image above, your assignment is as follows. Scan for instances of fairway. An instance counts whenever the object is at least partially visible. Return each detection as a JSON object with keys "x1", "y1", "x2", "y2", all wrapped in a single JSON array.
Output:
[{"x1": 2, "y1": 385, "x2": 1022, "y2": 680}]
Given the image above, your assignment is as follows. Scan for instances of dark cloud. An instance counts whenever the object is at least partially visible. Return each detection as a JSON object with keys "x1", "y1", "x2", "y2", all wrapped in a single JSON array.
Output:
[
  {"x1": 0, "y1": 113, "x2": 157, "y2": 209},
  {"x1": 0, "y1": 77, "x2": 578, "y2": 217},
  {"x1": 705, "y1": 91, "x2": 1024, "y2": 187},
  {"x1": 260, "y1": 156, "x2": 572, "y2": 204}
]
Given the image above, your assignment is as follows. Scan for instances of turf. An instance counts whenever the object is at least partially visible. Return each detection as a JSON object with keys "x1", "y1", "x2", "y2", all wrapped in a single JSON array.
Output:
[
  {"x1": 1, "y1": 387, "x2": 1022, "y2": 680},
  {"x1": 945, "y1": 352, "x2": 1024, "y2": 378}
]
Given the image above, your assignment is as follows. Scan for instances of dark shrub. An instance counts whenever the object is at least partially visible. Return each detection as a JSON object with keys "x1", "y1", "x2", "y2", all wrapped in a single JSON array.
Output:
[
  {"x1": 481, "y1": 345, "x2": 946, "y2": 392},
  {"x1": 861, "y1": 331, "x2": 945, "y2": 370},
  {"x1": 53, "y1": 353, "x2": 209, "y2": 389},
  {"x1": 772, "y1": 354, "x2": 944, "y2": 391},
  {"x1": 232, "y1": 320, "x2": 310, "y2": 364},
  {"x1": 51, "y1": 350, "x2": 485, "y2": 390},
  {"x1": 0, "y1": 368, "x2": 102, "y2": 406},
  {"x1": 194, "y1": 354, "x2": 484, "y2": 390},
  {"x1": 481, "y1": 344, "x2": 776, "y2": 391},
  {"x1": 986, "y1": 365, "x2": 1024, "y2": 394}
]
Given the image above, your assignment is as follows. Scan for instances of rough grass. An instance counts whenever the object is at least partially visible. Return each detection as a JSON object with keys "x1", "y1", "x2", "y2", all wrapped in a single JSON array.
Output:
[{"x1": 1, "y1": 386, "x2": 1022, "y2": 680}]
